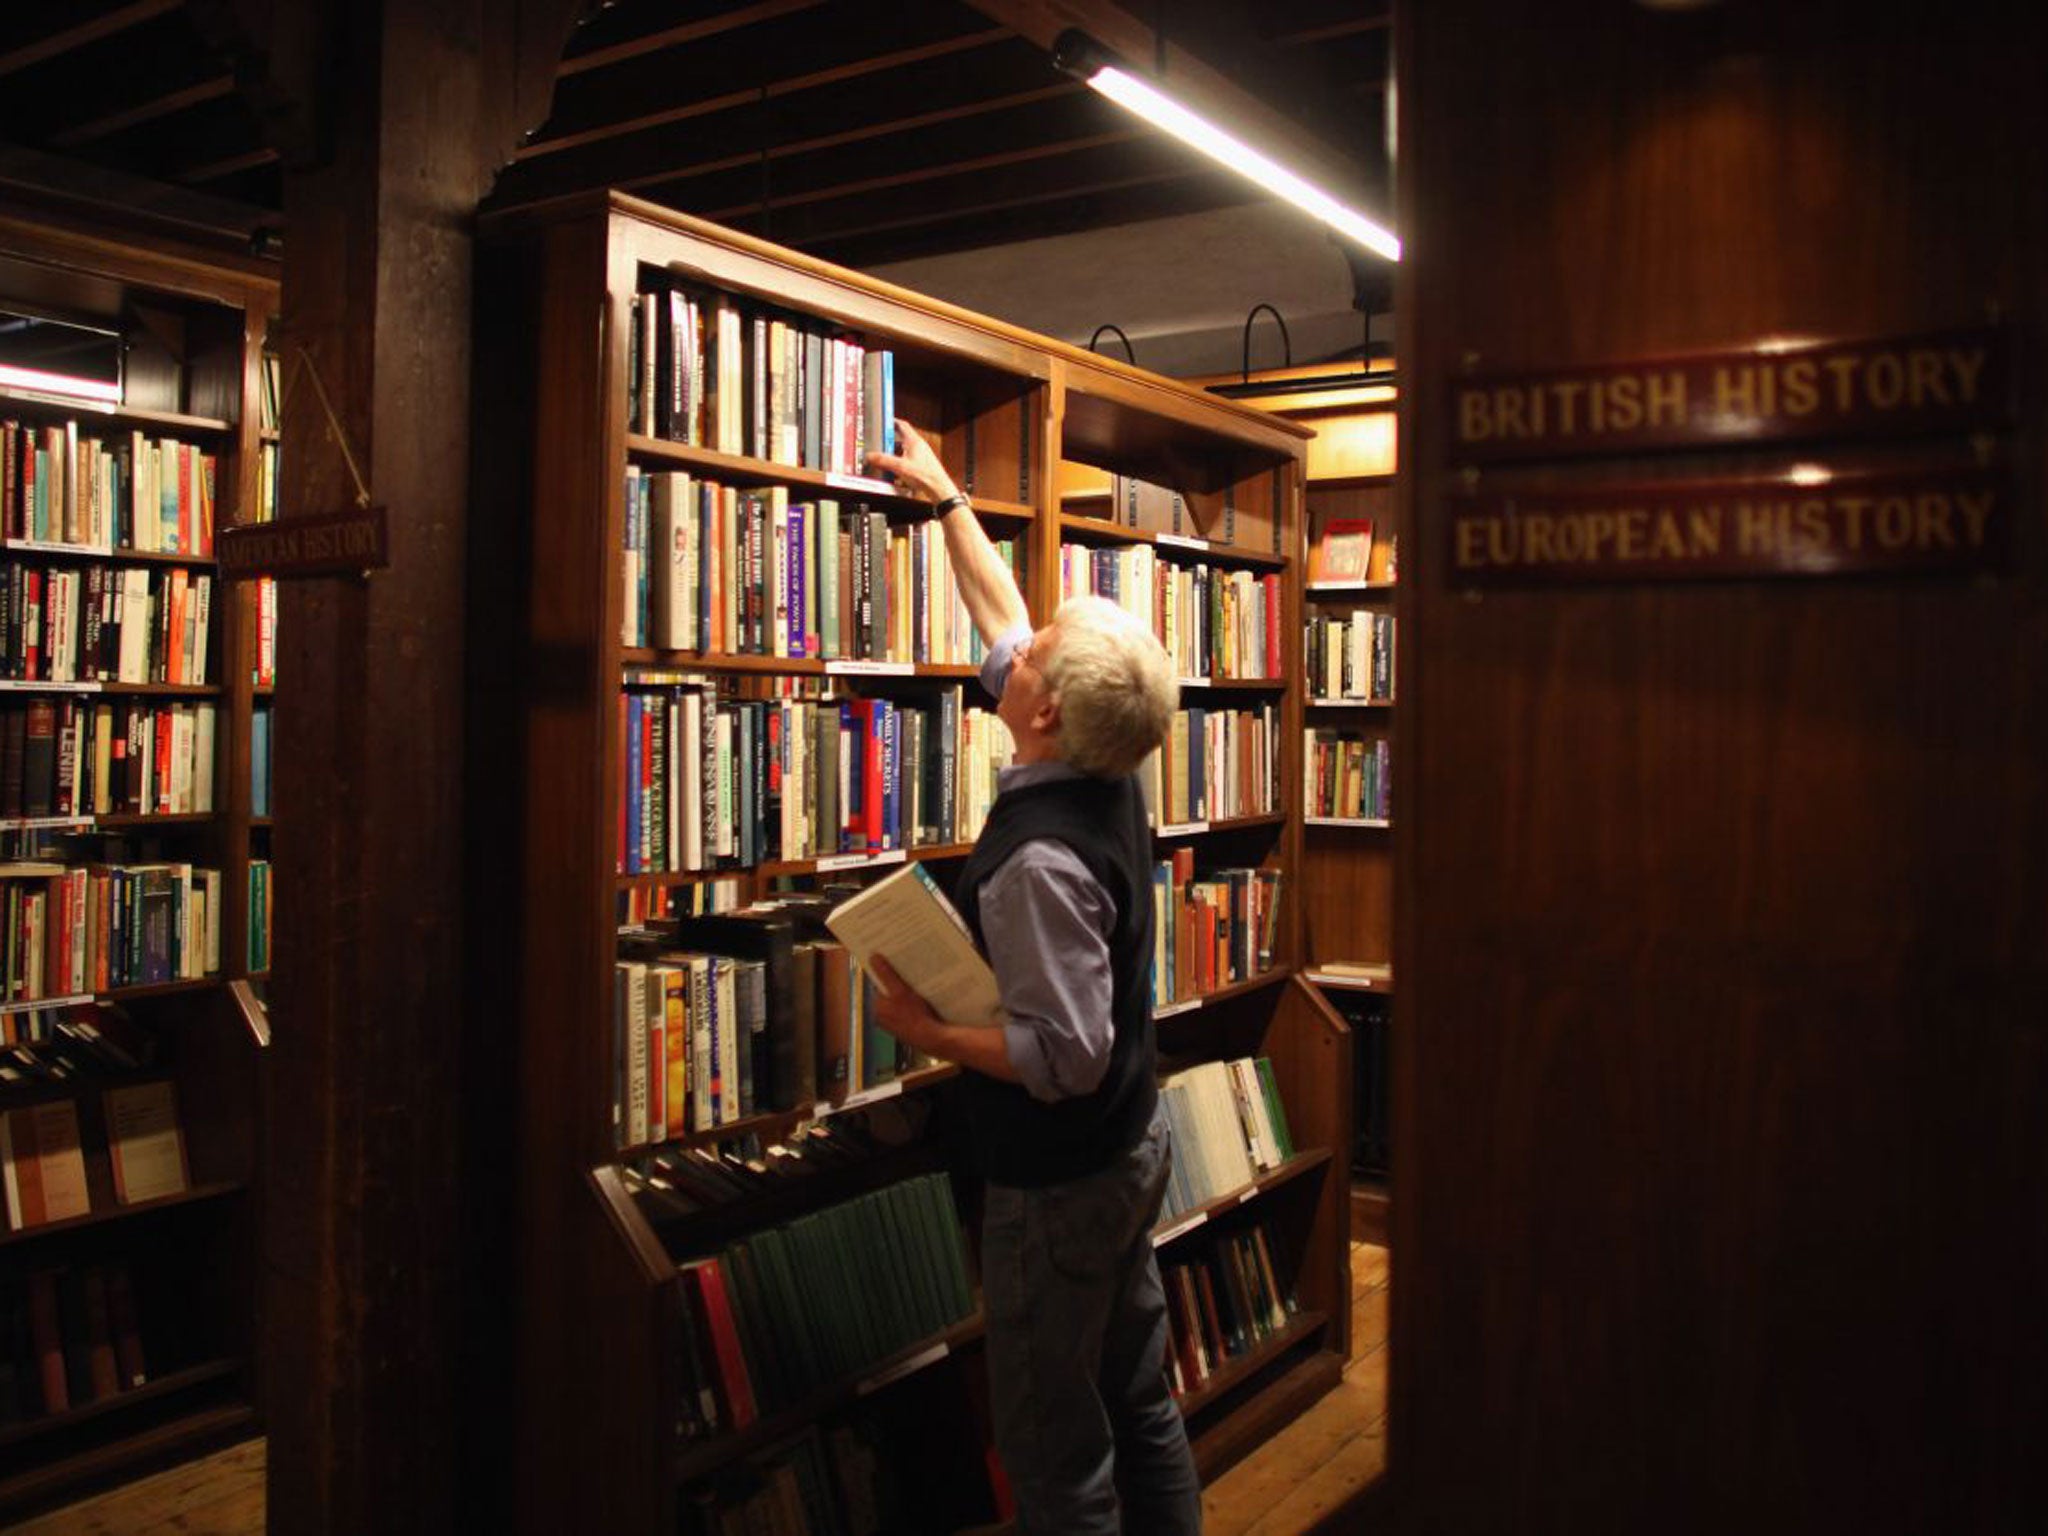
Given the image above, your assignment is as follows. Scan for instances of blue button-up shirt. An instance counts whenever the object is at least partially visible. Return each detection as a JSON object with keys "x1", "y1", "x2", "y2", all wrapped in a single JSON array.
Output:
[{"x1": 978, "y1": 624, "x2": 1118, "y2": 1102}]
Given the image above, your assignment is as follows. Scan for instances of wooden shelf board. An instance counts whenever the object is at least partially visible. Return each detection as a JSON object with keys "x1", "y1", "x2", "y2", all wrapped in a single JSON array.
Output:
[
  {"x1": 620, "y1": 649, "x2": 979, "y2": 679},
  {"x1": 752, "y1": 842, "x2": 974, "y2": 879},
  {"x1": 963, "y1": 495, "x2": 1034, "y2": 521},
  {"x1": 101, "y1": 978, "x2": 219, "y2": 1003},
  {"x1": 1306, "y1": 696, "x2": 1395, "y2": 708},
  {"x1": 1304, "y1": 965, "x2": 1392, "y2": 994},
  {"x1": 0, "y1": 387, "x2": 233, "y2": 436},
  {"x1": 624, "y1": 436, "x2": 926, "y2": 507},
  {"x1": 0, "y1": 681, "x2": 220, "y2": 697},
  {"x1": 1177, "y1": 676, "x2": 1285, "y2": 692},
  {"x1": 0, "y1": 1360, "x2": 245, "y2": 1453},
  {"x1": 0, "y1": 1181, "x2": 246, "y2": 1250},
  {"x1": 618, "y1": 1064, "x2": 961, "y2": 1160},
  {"x1": 673, "y1": 1312, "x2": 985, "y2": 1485},
  {"x1": 1174, "y1": 1309, "x2": 1330, "y2": 1422},
  {"x1": 9, "y1": 978, "x2": 223, "y2": 1010},
  {"x1": 92, "y1": 812, "x2": 217, "y2": 828},
  {"x1": 109, "y1": 547, "x2": 221, "y2": 568},
  {"x1": 1152, "y1": 1148, "x2": 1335, "y2": 1249},
  {"x1": 1153, "y1": 813, "x2": 1286, "y2": 839},
  {"x1": 1057, "y1": 513, "x2": 1286, "y2": 570},
  {"x1": 619, "y1": 841, "x2": 976, "y2": 888},
  {"x1": 1152, "y1": 966, "x2": 1291, "y2": 1021}
]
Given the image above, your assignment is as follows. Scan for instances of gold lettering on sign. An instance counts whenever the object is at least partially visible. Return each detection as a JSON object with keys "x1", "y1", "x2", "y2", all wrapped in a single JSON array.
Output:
[
  {"x1": 1453, "y1": 369, "x2": 1690, "y2": 443},
  {"x1": 1452, "y1": 330, "x2": 2005, "y2": 460},
  {"x1": 1451, "y1": 479, "x2": 2000, "y2": 579}
]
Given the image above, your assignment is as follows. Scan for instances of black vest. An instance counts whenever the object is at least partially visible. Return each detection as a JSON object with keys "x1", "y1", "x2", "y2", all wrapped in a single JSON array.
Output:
[{"x1": 954, "y1": 772, "x2": 1158, "y2": 1187}]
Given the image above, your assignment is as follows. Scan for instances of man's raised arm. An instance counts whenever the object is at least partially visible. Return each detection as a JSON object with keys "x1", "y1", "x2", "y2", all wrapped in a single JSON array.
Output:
[{"x1": 866, "y1": 418, "x2": 1029, "y2": 647}]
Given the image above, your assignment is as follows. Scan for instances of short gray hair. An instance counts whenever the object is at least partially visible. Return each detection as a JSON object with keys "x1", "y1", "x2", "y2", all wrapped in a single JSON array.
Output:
[{"x1": 1042, "y1": 595, "x2": 1179, "y2": 779}]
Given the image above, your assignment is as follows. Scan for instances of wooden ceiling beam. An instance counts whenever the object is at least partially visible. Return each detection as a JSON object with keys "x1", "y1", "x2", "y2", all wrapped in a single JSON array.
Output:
[
  {"x1": 558, "y1": 0, "x2": 828, "y2": 77},
  {"x1": 699, "y1": 129, "x2": 1143, "y2": 220},
  {"x1": 0, "y1": 0, "x2": 181, "y2": 79},
  {"x1": 958, "y1": 0, "x2": 1370, "y2": 202},
  {"x1": 521, "y1": 26, "x2": 1013, "y2": 162},
  {"x1": 48, "y1": 74, "x2": 236, "y2": 148},
  {"x1": 611, "y1": 84, "x2": 1082, "y2": 195},
  {"x1": 176, "y1": 146, "x2": 280, "y2": 185},
  {"x1": 1274, "y1": 18, "x2": 1392, "y2": 47}
]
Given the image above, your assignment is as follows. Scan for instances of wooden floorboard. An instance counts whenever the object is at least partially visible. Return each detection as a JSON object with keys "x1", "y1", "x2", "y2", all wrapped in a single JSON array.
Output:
[
  {"x1": 24, "y1": 1241, "x2": 1395, "y2": 1535},
  {"x1": 10, "y1": 1436, "x2": 265, "y2": 1536}
]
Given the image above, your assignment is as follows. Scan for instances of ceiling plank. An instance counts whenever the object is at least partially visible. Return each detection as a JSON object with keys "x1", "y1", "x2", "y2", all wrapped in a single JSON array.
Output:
[
  {"x1": 558, "y1": 0, "x2": 828, "y2": 77},
  {"x1": 0, "y1": 0, "x2": 181, "y2": 80},
  {"x1": 49, "y1": 74, "x2": 236, "y2": 148},
  {"x1": 701, "y1": 129, "x2": 1141, "y2": 220},
  {"x1": 958, "y1": 0, "x2": 1370, "y2": 201},
  {"x1": 619, "y1": 90, "x2": 1127, "y2": 217},
  {"x1": 176, "y1": 146, "x2": 278, "y2": 184},
  {"x1": 495, "y1": 36, "x2": 1066, "y2": 206},
  {"x1": 1274, "y1": 18, "x2": 1392, "y2": 47},
  {"x1": 524, "y1": 26, "x2": 1012, "y2": 161},
  {"x1": 612, "y1": 84, "x2": 1080, "y2": 194}
]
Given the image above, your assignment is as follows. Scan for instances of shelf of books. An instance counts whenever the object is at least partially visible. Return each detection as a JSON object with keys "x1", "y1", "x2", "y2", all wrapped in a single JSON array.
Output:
[
  {"x1": 0, "y1": 201, "x2": 275, "y2": 1515},
  {"x1": 480, "y1": 191, "x2": 1349, "y2": 1534},
  {"x1": 1191, "y1": 361, "x2": 1400, "y2": 1234}
]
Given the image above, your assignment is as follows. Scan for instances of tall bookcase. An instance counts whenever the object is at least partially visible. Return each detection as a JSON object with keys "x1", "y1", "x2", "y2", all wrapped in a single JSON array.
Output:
[
  {"x1": 0, "y1": 202, "x2": 274, "y2": 1517},
  {"x1": 478, "y1": 191, "x2": 1352, "y2": 1535},
  {"x1": 1194, "y1": 362, "x2": 1399, "y2": 1239}
]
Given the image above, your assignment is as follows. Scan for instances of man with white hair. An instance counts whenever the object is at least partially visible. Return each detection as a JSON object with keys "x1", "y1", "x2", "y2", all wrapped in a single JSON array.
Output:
[{"x1": 863, "y1": 420, "x2": 1201, "y2": 1535}]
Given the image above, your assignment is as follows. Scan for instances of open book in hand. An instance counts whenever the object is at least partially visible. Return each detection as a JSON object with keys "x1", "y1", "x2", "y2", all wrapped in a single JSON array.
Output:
[{"x1": 824, "y1": 864, "x2": 1007, "y2": 1029}]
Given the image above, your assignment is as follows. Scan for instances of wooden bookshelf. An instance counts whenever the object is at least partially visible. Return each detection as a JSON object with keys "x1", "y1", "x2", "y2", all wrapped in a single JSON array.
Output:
[
  {"x1": 0, "y1": 203, "x2": 274, "y2": 1520},
  {"x1": 1190, "y1": 365, "x2": 1400, "y2": 1221},
  {"x1": 480, "y1": 191, "x2": 1344, "y2": 1534}
]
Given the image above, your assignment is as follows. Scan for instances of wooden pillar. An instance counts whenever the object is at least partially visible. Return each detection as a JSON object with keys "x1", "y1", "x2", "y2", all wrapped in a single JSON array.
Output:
[
  {"x1": 1392, "y1": 3, "x2": 2048, "y2": 1530},
  {"x1": 256, "y1": 1, "x2": 575, "y2": 1529}
]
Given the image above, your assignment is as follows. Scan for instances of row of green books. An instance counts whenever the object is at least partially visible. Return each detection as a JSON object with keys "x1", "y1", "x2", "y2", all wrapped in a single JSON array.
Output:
[{"x1": 673, "y1": 1172, "x2": 973, "y2": 1439}]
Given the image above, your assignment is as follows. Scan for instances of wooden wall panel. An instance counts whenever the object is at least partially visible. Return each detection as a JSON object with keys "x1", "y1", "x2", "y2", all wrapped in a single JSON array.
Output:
[{"x1": 1394, "y1": 3, "x2": 2048, "y2": 1530}]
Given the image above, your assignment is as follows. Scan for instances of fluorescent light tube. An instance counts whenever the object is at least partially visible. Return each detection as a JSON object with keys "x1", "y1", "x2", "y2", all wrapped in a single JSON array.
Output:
[{"x1": 1082, "y1": 62, "x2": 1400, "y2": 262}]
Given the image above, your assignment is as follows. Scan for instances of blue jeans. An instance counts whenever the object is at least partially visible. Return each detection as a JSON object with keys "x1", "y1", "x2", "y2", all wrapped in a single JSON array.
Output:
[{"x1": 981, "y1": 1108, "x2": 1203, "y2": 1535}]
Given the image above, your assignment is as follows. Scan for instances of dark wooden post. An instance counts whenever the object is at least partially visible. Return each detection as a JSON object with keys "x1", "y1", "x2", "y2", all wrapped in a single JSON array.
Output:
[
  {"x1": 1393, "y1": 3, "x2": 2048, "y2": 1531},
  {"x1": 241, "y1": 1, "x2": 575, "y2": 1529}
]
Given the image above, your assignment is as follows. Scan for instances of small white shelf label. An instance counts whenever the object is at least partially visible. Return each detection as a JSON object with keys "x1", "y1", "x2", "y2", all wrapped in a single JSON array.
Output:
[
  {"x1": 0, "y1": 991, "x2": 93, "y2": 1017},
  {"x1": 840, "y1": 1077, "x2": 907, "y2": 1109},
  {"x1": 1155, "y1": 532, "x2": 1210, "y2": 550},
  {"x1": 1152, "y1": 998, "x2": 1200, "y2": 1020},
  {"x1": 824, "y1": 660, "x2": 914, "y2": 676},
  {"x1": 816, "y1": 848, "x2": 909, "y2": 873},
  {"x1": 825, "y1": 472, "x2": 897, "y2": 497},
  {"x1": 1153, "y1": 1210, "x2": 1208, "y2": 1246}
]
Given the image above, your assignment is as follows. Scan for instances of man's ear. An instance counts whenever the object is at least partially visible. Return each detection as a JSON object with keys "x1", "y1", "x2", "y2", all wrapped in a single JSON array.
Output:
[{"x1": 1033, "y1": 695, "x2": 1060, "y2": 735}]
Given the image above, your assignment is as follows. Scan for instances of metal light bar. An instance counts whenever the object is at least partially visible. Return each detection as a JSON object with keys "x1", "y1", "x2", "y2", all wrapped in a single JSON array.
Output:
[{"x1": 1055, "y1": 31, "x2": 1400, "y2": 262}]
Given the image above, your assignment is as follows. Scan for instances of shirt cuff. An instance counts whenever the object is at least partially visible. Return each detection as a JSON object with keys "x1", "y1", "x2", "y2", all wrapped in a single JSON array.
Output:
[
  {"x1": 1002, "y1": 1020, "x2": 1060, "y2": 1103},
  {"x1": 980, "y1": 621, "x2": 1032, "y2": 705}
]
